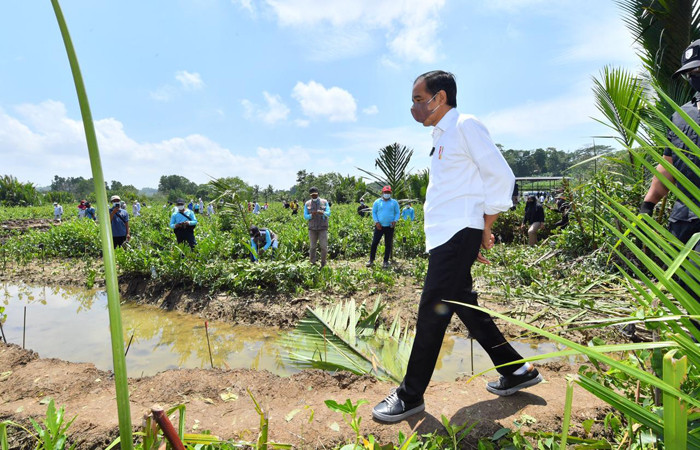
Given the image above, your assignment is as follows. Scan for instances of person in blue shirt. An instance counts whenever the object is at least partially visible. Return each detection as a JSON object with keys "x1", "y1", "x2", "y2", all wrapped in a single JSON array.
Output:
[
  {"x1": 85, "y1": 202, "x2": 97, "y2": 221},
  {"x1": 249, "y1": 226, "x2": 279, "y2": 262},
  {"x1": 367, "y1": 185, "x2": 400, "y2": 269},
  {"x1": 170, "y1": 198, "x2": 198, "y2": 249},
  {"x1": 253, "y1": 202, "x2": 261, "y2": 214},
  {"x1": 401, "y1": 203, "x2": 415, "y2": 221},
  {"x1": 109, "y1": 195, "x2": 130, "y2": 248}
]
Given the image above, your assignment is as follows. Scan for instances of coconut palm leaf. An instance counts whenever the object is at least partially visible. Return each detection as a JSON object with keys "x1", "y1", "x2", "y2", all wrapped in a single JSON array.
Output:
[
  {"x1": 592, "y1": 66, "x2": 647, "y2": 158},
  {"x1": 357, "y1": 142, "x2": 414, "y2": 199},
  {"x1": 616, "y1": 0, "x2": 699, "y2": 115},
  {"x1": 281, "y1": 299, "x2": 414, "y2": 383}
]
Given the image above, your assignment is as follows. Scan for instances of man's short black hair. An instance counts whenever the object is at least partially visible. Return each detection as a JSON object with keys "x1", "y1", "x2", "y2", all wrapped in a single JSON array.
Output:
[{"x1": 415, "y1": 70, "x2": 457, "y2": 108}]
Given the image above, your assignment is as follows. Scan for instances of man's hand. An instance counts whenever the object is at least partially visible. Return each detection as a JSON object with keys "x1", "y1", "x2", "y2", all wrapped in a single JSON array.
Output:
[
  {"x1": 476, "y1": 252, "x2": 491, "y2": 264},
  {"x1": 375, "y1": 222, "x2": 382, "y2": 230},
  {"x1": 126, "y1": 233, "x2": 131, "y2": 242},
  {"x1": 390, "y1": 221, "x2": 396, "y2": 228},
  {"x1": 481, "y1": 230, "x2": 495, "y2": 250}
]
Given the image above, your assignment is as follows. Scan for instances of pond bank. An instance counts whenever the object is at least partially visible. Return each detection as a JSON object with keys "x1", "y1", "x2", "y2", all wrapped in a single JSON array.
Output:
[{"x1": 0, "y1": 343, "x2": 607, "y2": 449}]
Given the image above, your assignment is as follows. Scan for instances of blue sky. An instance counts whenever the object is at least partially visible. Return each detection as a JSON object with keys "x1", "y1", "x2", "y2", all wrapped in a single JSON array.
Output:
[{"x1": 1, "y1": 0, "x2": 639, "y2": 191}]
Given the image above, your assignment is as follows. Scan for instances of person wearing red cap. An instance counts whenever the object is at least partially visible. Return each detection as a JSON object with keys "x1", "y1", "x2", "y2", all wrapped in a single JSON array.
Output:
[{"x1": 367, "y1": 185, "x2": 400, "y2": 269}]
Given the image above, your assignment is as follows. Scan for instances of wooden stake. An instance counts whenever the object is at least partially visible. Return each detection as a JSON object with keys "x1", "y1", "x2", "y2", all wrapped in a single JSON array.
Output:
[
  {"x1": 151, "y1": 405, "x2": 185, "y2": 450},
  {"x1": 22, "y1": 306, "x2": 26, "y2": 349},
  {"x1": 204, "y1": 321, "x2": 214, "y2": 369}
]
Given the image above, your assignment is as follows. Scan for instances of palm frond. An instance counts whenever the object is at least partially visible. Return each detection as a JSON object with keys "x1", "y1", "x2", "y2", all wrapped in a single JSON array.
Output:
[{"x1": 281, "y1": 299, "x2": 414, "y2": 382}]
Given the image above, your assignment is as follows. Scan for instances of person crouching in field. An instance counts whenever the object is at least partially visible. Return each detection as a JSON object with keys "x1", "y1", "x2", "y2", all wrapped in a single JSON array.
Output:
[
  {"x1": 170, "y1": 198, "x2": 198, "y2": 249},
  {"x1": 249, "y1": 225, "x2": 279, "y2": 262}
]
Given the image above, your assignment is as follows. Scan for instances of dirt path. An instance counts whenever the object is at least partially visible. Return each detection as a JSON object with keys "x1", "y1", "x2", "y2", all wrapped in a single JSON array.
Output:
[{"x1": 0, "y1": 344, "x2": 606, "y2": 449}]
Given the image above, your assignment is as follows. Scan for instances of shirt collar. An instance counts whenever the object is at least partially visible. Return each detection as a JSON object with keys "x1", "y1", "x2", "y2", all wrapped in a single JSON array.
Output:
[{"x1": 432, "y1": 107, "x2": 458, "y2": 139}]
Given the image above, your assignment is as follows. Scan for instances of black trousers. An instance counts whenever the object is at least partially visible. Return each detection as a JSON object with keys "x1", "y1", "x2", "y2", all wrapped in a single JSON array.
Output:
[
  {"x1": 174, "y1": 228, "x2": 197, "y2": 249},
  {"x1": 669, "y1": 220, "x2": 700, "y2": 331},
  {"x1": 369, "y1": 226, "x2": 395, "y2": 263},
  {"x1": 113, "y1": 236, "x2": 127, "y2": 249},
  {"x1": 397, "y1": 227, "x2": 524, "y2": 403}
]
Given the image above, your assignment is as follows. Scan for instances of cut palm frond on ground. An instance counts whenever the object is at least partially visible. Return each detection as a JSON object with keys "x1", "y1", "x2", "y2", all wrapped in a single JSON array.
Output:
[{"x1": 282, "y1": 299, "x2": 414, "y2": 383}]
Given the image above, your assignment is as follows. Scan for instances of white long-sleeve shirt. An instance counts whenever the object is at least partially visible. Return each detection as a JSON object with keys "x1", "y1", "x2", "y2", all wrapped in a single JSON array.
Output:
[{"x1": 424, "y1": 108, "x2": 515, "y2": 251}]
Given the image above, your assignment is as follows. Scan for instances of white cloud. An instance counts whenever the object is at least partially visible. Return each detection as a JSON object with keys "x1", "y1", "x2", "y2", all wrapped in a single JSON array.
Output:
[
  {"x1": 294, "y1": 119, "x2": 310, "y2": 127},
  {"x1": 292, "y1": 80, "x2": 357, "y2": 122},
  {"x1": 363, "y1": 105, "x2": 378, "y2": 115},
  {"x1": 259, "y1": 0, "x2": 445, "y2": 63},
  {"x1": 484, "y1": 0, "x2": 552, "y2": 13},
  {"x1": 149, "y1": 85, "x2": 177, "y2": 102},
  {"x1": 232, "y1": 0, "x2": 254, "y2": 13},
  {"x1": 175, "y1": 70, "x2": 205, "y2": 90},
  {"x1": 0, "y1": 100, "x2": 313, "y2": 189},
  {"x1": 242, "y1": 92, "x2": 290, "y2": 124}
]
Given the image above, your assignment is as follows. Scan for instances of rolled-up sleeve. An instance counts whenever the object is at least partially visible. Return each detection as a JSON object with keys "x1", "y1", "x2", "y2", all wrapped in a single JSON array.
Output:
[{"x1": 462, "y1": 118, "x2": 515, "y2": 215}]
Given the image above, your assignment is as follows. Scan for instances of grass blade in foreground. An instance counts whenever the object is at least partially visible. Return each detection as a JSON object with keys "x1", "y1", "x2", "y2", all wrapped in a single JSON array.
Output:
[{"x1": 49, "y1": 1, "x2": 133, "y2": 447}]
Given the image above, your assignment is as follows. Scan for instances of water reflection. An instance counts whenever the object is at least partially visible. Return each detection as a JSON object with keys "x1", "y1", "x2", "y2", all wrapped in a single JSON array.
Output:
[{"x1": 0, "y1": 283, "x2": 569, "y2": 379}]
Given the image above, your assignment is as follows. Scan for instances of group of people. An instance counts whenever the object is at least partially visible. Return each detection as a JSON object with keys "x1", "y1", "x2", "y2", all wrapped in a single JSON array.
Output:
[
  {"x1": 46, "y1": 50, "x2": 700, "y2": 427},
  {"x1": 52, "y1": 200, "x2": 97, "y2": 222}
]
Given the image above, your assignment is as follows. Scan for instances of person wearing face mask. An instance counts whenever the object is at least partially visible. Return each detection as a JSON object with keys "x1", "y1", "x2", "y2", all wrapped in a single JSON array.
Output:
[
  {"x1": 304, "y1": 187, "x2": 331, "y2": 267},
  {"x1": 109, "y1": 195, "x2": 130, "y2": 249},
  {"x1": 639, "y1": 39, "x2": 700, "y2": 335},
  {"x1": 372, "y1": 70, "x2": 541, "y2": 423},
  {"x1": 249, "y1": 225, "x2": 278, "y2": 262},
  {"x1": 367, "y1": 186, "x2": 400, "y2": 269},
  {"x1": 169, "y1": 198, "x2": 198, "y2": 249},
  {"x1": 521, "y1": 195, "x2": 545, "y2": 246}
]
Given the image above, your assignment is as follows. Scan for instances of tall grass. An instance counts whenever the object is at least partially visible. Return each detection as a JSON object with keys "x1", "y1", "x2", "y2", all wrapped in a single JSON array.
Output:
[{"x1": 49, "y1": 1, "x2": 132, "y2": 447}]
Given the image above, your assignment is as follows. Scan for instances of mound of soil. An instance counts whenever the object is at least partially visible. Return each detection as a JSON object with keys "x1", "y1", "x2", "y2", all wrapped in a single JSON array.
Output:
[{"x1": 0, "y1": 344, "x2": 606, "y2": 449}]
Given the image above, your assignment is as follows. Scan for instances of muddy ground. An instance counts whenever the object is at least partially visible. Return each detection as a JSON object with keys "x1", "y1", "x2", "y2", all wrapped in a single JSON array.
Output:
[
  {"x1": 0, "y1": 344, "x2": 607, "y2": 449},
  {"x1": 0, "y1": 249, "x2": 621, "y2": 448}
]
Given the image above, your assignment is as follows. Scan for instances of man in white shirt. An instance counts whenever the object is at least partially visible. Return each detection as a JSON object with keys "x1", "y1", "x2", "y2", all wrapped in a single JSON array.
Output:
[{"x1": 372, "y1": 70, "x2": 542, "y2": 423}]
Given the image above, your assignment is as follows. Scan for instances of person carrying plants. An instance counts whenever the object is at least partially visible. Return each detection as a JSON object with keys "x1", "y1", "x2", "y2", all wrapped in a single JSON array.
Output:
[
  {"x1": 640, "y1": 39, "x2": 700, "y2": 333},
  {"x1": 521, "y1": 195, "x2": 545, "y2": 245},
  {"x1": 304, "y1": 186, "x2": 331, "y2": 267},
  {"x1": 169, "y1": 198, "x2": 198, "y2": 249},
  {"x1": 372, "y1": 70, "x2": 542, "y2": 423},
  {"x1": 290, "y1": 199, "x2": 299, "y2": 215},
  {"x1": 367, "y1": 186, "x2": 400, "y2": 269},
  {"x1": 401, "y1": 203, "x2": 415, "y2": 221},
  {"x1": 249, "y1": 225, "x2": 279, "y2": 262},
  {"x1": 109, "y1": 195, "x2": 130, "y2": 249}
]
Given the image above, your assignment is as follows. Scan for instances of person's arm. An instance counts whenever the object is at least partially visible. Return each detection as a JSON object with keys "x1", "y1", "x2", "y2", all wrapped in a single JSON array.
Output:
[
  {"x1": 188, "y1": 211, "x2": 198, "y2": 227},
  {"x1": 125, "y1": 215, "x2": 131, "y2": 240},
  {"x1": 372, "y1": 201, "x2": 381, "y2": 228},
  {"x1": 303, "y1": 203, "x2": 311, "y2": 221},
  {"x1": 392, "y1": 200, "x2": 400, "y2": 225},
  {"x1": 263, "y1": 231, "x2": 272, "y2": 251},
  {"x1": 641, "y1": 155, "x2": 675, "y2": 213},
  {"x1": 170, "y1": 214, "x2": 177, "y2": 229},
  {"x1": 324, "y1": 202, "x2": 331, "y2": 217},
  {"x1": 461, "y1": 117, "x2": 515, "y2": 215}
]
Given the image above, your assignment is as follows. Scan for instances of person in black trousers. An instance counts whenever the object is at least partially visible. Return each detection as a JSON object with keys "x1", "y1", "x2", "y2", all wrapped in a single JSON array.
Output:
[{"x1": 372, "y1": 70, "x2": 542, "y2": 423}]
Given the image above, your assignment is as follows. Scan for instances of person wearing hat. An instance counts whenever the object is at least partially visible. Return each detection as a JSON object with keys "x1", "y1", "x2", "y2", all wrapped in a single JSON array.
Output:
[
  {"x1": 521, "y1": 195, "x2": 545, "y2": 246},
  {"x1": 640, "y1": 39, "x2": 700, "y2": 334},
  {"x1": 304, "y1": 187, "x2": 331, "y2": 267},
  {"x1": 53, "y1": 202, "x2": 63, "y2": 221},
  {"x1": 109, "y1": 195, "x2": 130, "y2": 248},
  {"x1": 249, "y1": 225, "x2": 279, "y2": 262},
  {"x1": 169, "y1": 198, "x2": 198, "y2": 249},
  {"x1": 367, "y1": 186, "x2": 400, "y2": 268},
  {"x1": 372, "y1": 70, "x2": 541, "y2": 423}
]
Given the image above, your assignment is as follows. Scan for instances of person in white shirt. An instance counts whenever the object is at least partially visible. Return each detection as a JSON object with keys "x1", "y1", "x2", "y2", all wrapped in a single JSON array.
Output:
[
  {"x1": 53, "y1": 202, "x2": 63, "y2": 221},
  {"x1": 207, "y1": 202, "x2": 215, "y2": 216},
  {"x1": 372, "y1": 70, "x2": 542, "y2": 423},
  {"x1": 132, "y1": 200, "x2": 141, "y2": 217}
]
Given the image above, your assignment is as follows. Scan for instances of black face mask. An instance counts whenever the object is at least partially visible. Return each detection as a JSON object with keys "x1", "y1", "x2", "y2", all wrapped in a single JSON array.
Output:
[{"x1": 689, "y1": 75, "x2": 700, "y2": 93}]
